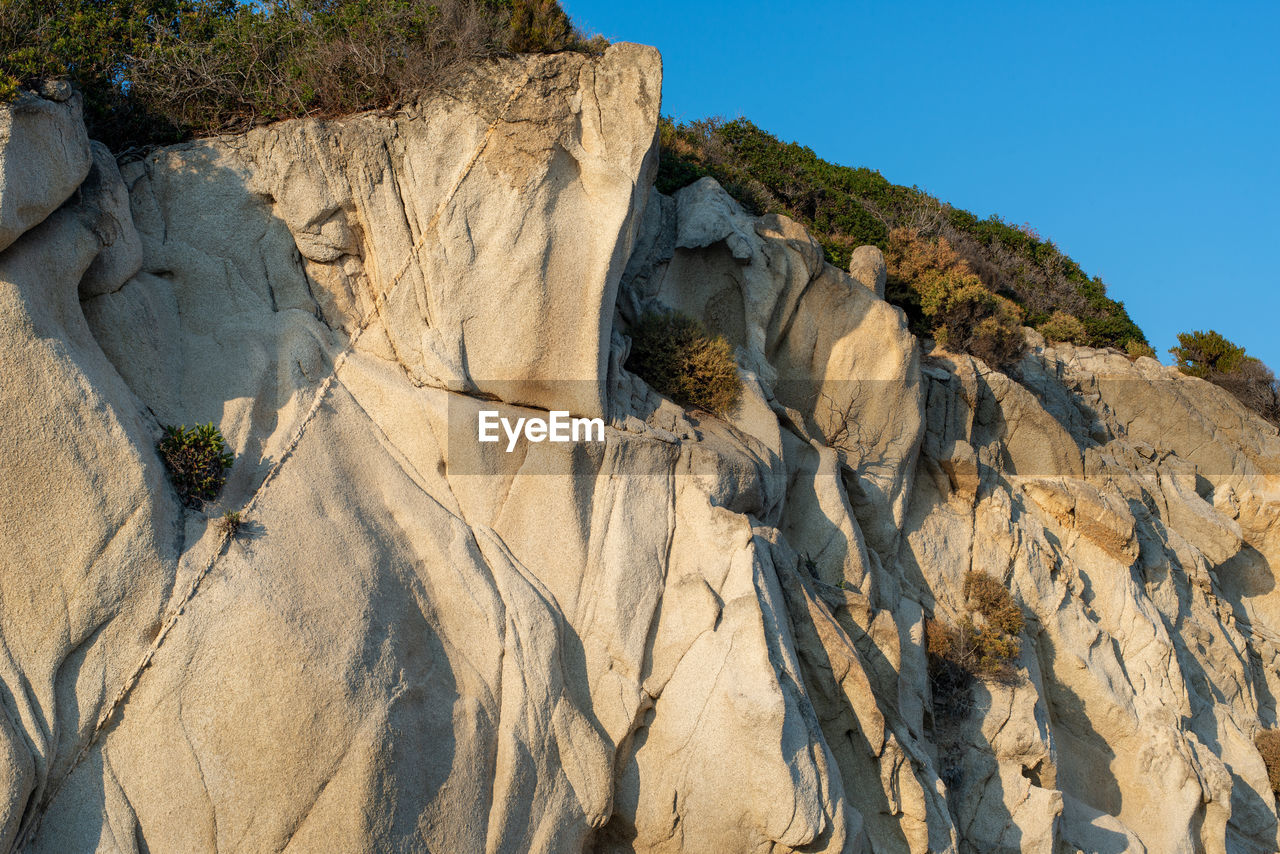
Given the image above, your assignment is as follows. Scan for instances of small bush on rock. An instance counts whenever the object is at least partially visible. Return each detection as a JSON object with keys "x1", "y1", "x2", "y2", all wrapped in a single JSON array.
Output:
[
  {"x1": 926, "y1": 618, "x2": 975, "y2": 719},
  {"x1": 1257, "y1": 729, "x2": 1280, "y2": 799},
  {"x1": 965, "y1": 571, "x2": 1025, "y2": 636},
  {"x1": 157, "y1": 422, "x2": 233, "y2": 508},
  {"x1": 626, "y1": 311, "x2": 742, "y2": 416},
  {"x1": 1126, "y1": 339, "x2": 1158, "y2": 360},
  {"x1": 885, "y1": 228, "x2": 1026, "y2": 367},
  {"x1": 1038, "y1": 310, "x2": 1088, "y2": 345},
  {"x1": 217, "y1": 510, "x2": 243, "y2": 538},
  {"x1": 927, "y1": 572, "x2": 1025, "y2": 719}
]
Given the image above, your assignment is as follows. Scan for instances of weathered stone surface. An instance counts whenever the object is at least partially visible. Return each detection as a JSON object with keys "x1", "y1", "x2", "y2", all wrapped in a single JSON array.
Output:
[
  {"x1": 0, "y1": 140, "x2": 178, "y2": 853},
  {"x1": 847, "y1": 245, "x2": 886, "y2": 299},
  {"x1": 78, "y1": 142, "x2": 144, "y2": 298},
  {"x1": 103, "y1": 45, "x2": 659, "y2": 424},
  {"x1": 620, "y1": 177, "x2": 924, "y2": 564},
  {"x1": 901, "y1": 337, "x2": 1280, "y2": 854},
  {"x1": 0, "y1": 90, "x2": 92, "y2": 253},
  {"x1": 3, "y1": 41, "x2": 1280, "y2": 854}
]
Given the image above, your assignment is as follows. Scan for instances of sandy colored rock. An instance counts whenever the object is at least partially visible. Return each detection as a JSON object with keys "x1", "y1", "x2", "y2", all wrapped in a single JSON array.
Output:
[
  {"x1": 0, "y1": 145, "x2": 179, "y2": 853},
  {"x1": 3, "y1": 41, "x2": 1280, "y2": 854},
  {"x1": 78, "y1": 142, "x2": 144, "y2": 298},
  {"x1": 0, "y1": 91, "x2": 92, "y2": 253},
  {"x1": 620, "y1": 177, "x2": 924, "y2": 563},
  {"x1": 848, "y1": 245, "x2": 886, "y2": 299}
]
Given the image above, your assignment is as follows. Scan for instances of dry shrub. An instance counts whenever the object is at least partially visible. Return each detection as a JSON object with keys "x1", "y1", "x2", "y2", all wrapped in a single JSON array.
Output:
[
  {"x1": 217, "y1": 510, "x2": 243, "y2": 538},
  {"x1": 885, "y1": 227, "x2": 1026, "y2": 367},
  {"x1": 928, "y1": 573, "x2": 1025, "y2": 719},
  {"x1": 941, "y1": 298, "x2": 1026, "y2": 368},
  {"x1": 1126, "y1": 339, "x2": 1158, "y2": 360},
  {"x1": 1213, "y1": 359, "x2": 1280, "y2": 427},
  {"x1": 965, "y1": 571, "x2": 1025, "y2": 636},
  {"x1": 626, "y1": 311, "x2": 742, "y2": 416},
  {"x1": 1257, "y1": 729, "x2": 1280, "y2": 799},
  {"x1": 1038, "y1": 310, "x2": 1088, "y2": 345},
  {"x1": 884, "y1": 224, "x2": 964, "y2": 282},
  {"x1": 926, "y1": 618, "x2": 975, "y2": 719}
]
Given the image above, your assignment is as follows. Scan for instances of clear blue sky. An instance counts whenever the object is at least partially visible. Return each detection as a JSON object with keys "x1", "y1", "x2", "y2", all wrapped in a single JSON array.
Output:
[{"x1": 562, "y1": 1, "x2": 1280, "y2": 368}]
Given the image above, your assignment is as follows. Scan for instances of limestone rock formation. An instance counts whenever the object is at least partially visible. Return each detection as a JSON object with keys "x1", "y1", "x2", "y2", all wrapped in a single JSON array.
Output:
[{"x1": 2, "y1": 41, "x2": 1279, "y2": 854}]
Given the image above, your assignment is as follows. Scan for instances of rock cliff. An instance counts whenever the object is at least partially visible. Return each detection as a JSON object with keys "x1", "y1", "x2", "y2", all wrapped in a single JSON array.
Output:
[{"x1": 2, "y1": 44, "x2": 1279, "y2": 853}]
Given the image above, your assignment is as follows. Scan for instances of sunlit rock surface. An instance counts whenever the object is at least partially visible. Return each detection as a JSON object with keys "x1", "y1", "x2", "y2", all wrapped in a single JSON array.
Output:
[{"x1": 2, "y1": 41, "x2": 1279, "y2": 854}]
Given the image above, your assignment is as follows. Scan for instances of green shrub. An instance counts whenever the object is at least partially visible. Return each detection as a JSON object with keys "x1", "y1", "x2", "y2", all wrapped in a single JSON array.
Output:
[
  {"x1": 506, "y1": 0, "x2": 603, "y2": 53},
  {"x1": 1171, "y1": 330, "x2": 1280, "y2": 426},
  {"x1": 1038, "y1": 310, "x2": 1088, "y2": 345},
  {"x1": 655, "y1": 116, "x2": 1149, "y2": 351},
  {"x1": 1171, "y1": 330, "x2": 1248, "y2": 378},
  {"x1": 1257, "y1": 729, "x2": 1280, "y2": 799},
  {"x1": 626, "y1": 311, "x2": 742, "y2": 416},
  {"x1": 1, "y1": 0, "x2": 598, "y2": 147},
  {"x1": 157, "y1": 422, "x2": 234, "y2": 508}
]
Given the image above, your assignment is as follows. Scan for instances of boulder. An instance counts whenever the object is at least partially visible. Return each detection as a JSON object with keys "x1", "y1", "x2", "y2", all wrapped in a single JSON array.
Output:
[
  {"x1": 0, "y1": 90, "x2": 92, "y2": 253},
  {"x1": 78, "y1": 142, "x2": 144, "y2": 298},
  {"x1": 848, "y1": 244, "x2": 886, "y2": 299}
]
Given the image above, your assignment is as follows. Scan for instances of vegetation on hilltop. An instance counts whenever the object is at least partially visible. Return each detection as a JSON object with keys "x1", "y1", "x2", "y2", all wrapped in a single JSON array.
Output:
[
  {"x1": 0, "y1": 0, "x2": 602, "y2": 148},
  {"x1": 1171, "y1": 330, "x2": 1280, "y2": 426},
  {"x1": 11, "y1": 6, "x2": 1277, "y2": 421},
  {"x1": 882, "y1": 227, "x2": 1027, "y2": 366},
  {"x1": 657, "y1": 117, "x2": 1149, "y2": 356}
]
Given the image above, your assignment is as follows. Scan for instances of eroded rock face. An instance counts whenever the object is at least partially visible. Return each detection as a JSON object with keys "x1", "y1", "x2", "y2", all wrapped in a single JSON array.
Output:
[
  {"x1": 0, "y1": 91, "x2": 179, "y2": 854},
  {"x1": 2, "y1": 43, "x2": 1280, "y2": 854},
  {"x1": 619, "y1": 179, "x2": 924, "y2": 565},
  {"x1": 0, "y1": 90, "x2": 92, "y2": 254},
  {"x1": 847, "y1": 245, "x2": 886, "y2": 299}
]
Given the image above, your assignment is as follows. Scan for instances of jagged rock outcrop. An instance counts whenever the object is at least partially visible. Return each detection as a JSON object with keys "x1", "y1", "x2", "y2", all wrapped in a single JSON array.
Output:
[{"x1": 2, "y1": 41, "x2": 1279, "y2": 854}]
